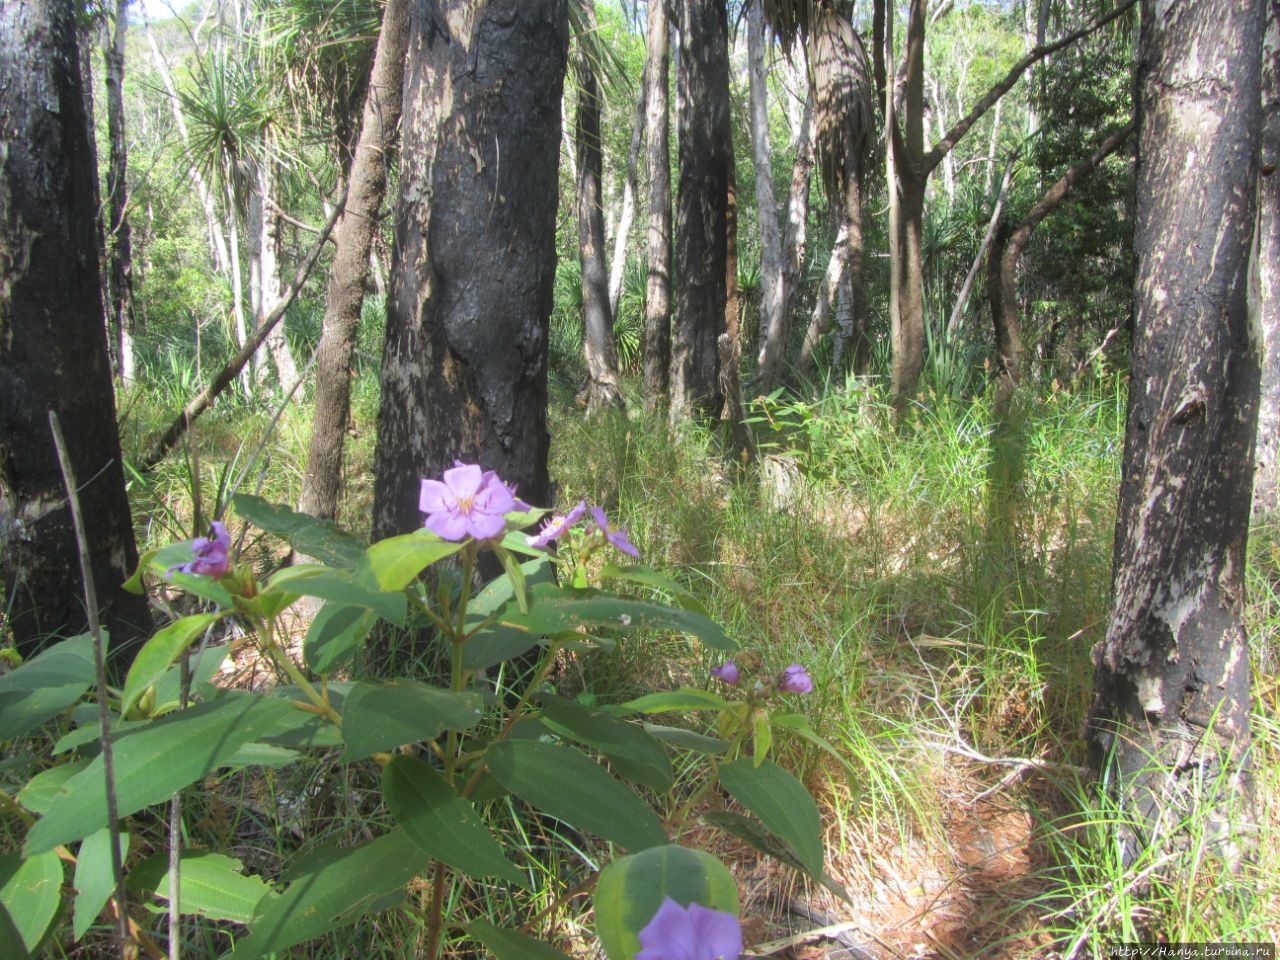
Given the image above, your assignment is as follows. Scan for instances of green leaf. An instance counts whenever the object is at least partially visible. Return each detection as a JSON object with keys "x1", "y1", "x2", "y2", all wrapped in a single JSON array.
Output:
[
  {"x1": 17, "y1": 760, "x2": 88, "y2": 815},
  {"x1": 221, "y1": 743, "x2": 300, "y2": 768},
  {"x1": 0, "y1": 851, "x2": 63, "y2": 954},
  {"x1": 484, "y1": 740, "x2": 667, "y2": 852},
  {"x1": 461, "y1": 557, "x2": 555, "y2": 670},
  {"x1": 362, "y1": 530, "x2": 464, "y2": 591},
  {"x1": 0, "y1": 634, "x2": 95, "y2": 740},
  {"x1": 469, "y1": 920, "x2": 572, "y2": 960},
  {"x1": 596, "y1": 563, "x2": 710, "y2": 616},
  {"x1": 717, "y1": 759, "x2": 823, "y2": 877},
  {"x1": 769, "y1": 713, "x2": 856, "y2": 773},
  {"x1": 230, "y1": 830, "x2": 428, "y2": 959},
  {"x1": 489, "y1": 585, "x2": 737, "y2": 651},
  {"x1": 130, "y1": 851, "x2": 276, "y2": 924},
  {"x1": 73, "y1": 828, "x2": 129, "y2": 938},
  {"x1": 167, "y1": 569, "x2": 236, "y2": 608},
  {"x1": 24, "y1": 693, "x2": 291, "y2": 855},
  {"x1": 594, "y1": 845, "x2": 738, "y2": 960},
  {"x1": 267, "y1": 566, "x2": 406, "y2": 625},
  {"x1": 383, "y1": 756, "x2": 525, "y2": 887},
  {"x1": 0, "y1": 900, "x2": 31, "y2": 960},
  {"x1": 613, "y1": 688, "x2": 733, "y2": 717},
  {"x1": 537, "y1": 696, "x2": 672, "y2": 791},
  {"x1": 641, "y1": 723, "x2": 730, "y2": 755},
  {"x1": 232, "y1": 494, "x2": 367, "y2": 568},
  {"x1": 149, "y1": 642, "x2": 230, "y2": 716},
  {"x1": 303, "y1": 603, "x2": 378, "y2": 675},
  {"x1": 752, "y1": 711, "x2": 773, "y2": 767},
  {"x1": 491, "y1": 543, "x2": 530, "y2": 613},
  {"x1": 121, "y1": 613, "x2": 225, "y2": 718},
  {"x1": 703, "y1": 811, "x2": 850, "y2": 903},
  {"x1": 339, "y1": 681, "x2": 483, "y2": 762}
]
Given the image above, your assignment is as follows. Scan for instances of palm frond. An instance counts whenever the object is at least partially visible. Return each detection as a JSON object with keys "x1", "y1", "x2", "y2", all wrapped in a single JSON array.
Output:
[{"x1": 809, "y1": 5, "x2": 875, "y2": 200}]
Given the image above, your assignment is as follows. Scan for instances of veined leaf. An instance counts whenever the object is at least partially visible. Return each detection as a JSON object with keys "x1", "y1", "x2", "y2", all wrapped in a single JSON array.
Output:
[
  {"x1": 594, "y1": 844, "x2": 738, "y2": 960},
  {"x1": 383, "y1": 756, "x2": 525, "y2": 887},
  {"x1": 613, "y1": 688, "x2": 733, "y2": 717},
  {"x1": 73, "y1": 828, "x2": 130, "y2": 939},
  {"x1": 484, "y1": 740, "x2": 667, "y2": 852},
  {"x1": 537, "y1": 695, "x2": 672, "y2": 791},
  {"x1": 24, "y1": 693, "x2": 291, "y2": 854},
  {"x1": 303, "y1": 602, "x2": 378, "y2": 675},
  {"x1": 130, "y1": 851, "x2": 276, "y2": 924},
  {"x1": 717, "y1": 759, "x2": 824, "y2": 877},
  {"x1": 121, "y1": 613, "x2": 226, "y2": 718},
  {"x1": 230, "y1": 830, "x2": 428, "y2": 958},
  {"x1": 0, "y1": 851, "x2": 63, "y2": 955},
  {"x1": 339, "y1": 681, "x2": 483, "y2": 762},
  {"x1": 361, "y1": 530, "x2": 464, "y2": 591},
  {"x1": 267, "y1": 566, "x2": 406, "y2": 625},
  {"x1": 232, "y1": 494, "x2": 367, "y2": 568},
  {"x1": 0, "y1": 635, "x2": 94, "y2": 740}
]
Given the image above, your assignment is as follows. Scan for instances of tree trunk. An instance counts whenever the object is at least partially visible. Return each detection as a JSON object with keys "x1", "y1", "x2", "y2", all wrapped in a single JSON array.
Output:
[
  {"x1": 771, "y1": 90, "x2": 812, "y2": 385},
  {"x1": 247, "y1": 159, "x2": 299, "y2": 393},
  {"x1": 576, "y1": 0, "x2": 624, "y2": 414},
  {"x1": 797, "y1": 220, "x2": 849, "y2": 376},
  {"x1": 1255, "y1": 3, "x2": 1279, "y2": 516},
  {"x1": 609, "y1": 81, "x2": 645, "y2": 319},
  {"x1": 0, "y1": 0, "x2": 151, "y2": 661},
  {"x1": 1086, "y1": 0, "x2": 1262, "y2": 870},
  {"x1": 373, "y1": 0, "x2": 567, "y2": 541},
  {"x1": 642, "y1": 0, "x2": 672, "y2": 409},
  {"x1": 104, "y1": 0, "x2": 135, "y2": 384},
  {"x1": 670, "y1": 0, "x2": 731, "y2": 422},
  {"x1": 748, "y1": 0, "x2": 785, "y2": 390},
  {"x1": 298, "y1": 0, "x2": 409, "y2": 523},
  {"x1": 990, "y1": 122, "x2": 1133, "y2": 408}
]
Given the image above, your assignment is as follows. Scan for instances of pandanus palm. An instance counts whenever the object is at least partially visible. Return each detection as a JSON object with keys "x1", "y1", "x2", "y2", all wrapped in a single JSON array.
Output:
[{"x1": 754, "y1": 0, "x2": 876, "y2": 386}]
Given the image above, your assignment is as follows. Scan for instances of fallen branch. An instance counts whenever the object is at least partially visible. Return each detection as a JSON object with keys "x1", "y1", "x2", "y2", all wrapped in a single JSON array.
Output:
[{"x1": 141, "y1": 190, "x2": 347, "y2": 471}]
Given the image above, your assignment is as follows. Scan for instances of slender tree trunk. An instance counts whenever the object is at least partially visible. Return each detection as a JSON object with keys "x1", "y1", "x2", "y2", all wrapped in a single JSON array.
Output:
[
  {"x1": 774, "y1": 92, "x2": 812, "y2": 377},
  {"x1": 576, "y1": 0, "x2": 624, "y2": 414},
  {"x1": 0, "y1": 0, "x2": 150, "y2": 661},
  {"x1": 990, "y1": 122, "x2": 1133, "y2": 408},
  {"x1": 104, "y1": 0, "x2": 135, "y2": 384},
  {"x1": 1255, "y1": 2, "x2": 1280, "y2": 516},
  {"x1": 298, "y1": 0, "x2": 409, "y2": 522},
  {"x1": 1087, "y1": 0, "x2": 1262, "y2": 869},
  {"x1": 671, "y1": 0, "x2": 731, "y2": 422},
  {"x1": 609, "y1": 82, "x2": 646, "y2": 319},
  {"x1": 642, "y1": 0, "x2": 672, "y2": 409},
  {"x1": 748, "y1": 0, "x2": 785, "y2": 390},
  {"x1": 250, "y1": 159, "x2": 299, "y2": 393},
  {"x1": 373, "y1": 0, "x2": 567, "y2": 541},
  {"x1": 798, "y1": 220, "x2": 850, "y2": 375}
]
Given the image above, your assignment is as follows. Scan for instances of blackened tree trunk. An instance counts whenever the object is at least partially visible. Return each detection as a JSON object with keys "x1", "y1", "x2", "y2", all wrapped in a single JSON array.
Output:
[
  {"x1": 104, "y1": 0, "x2": 135, "y2": 384},
  {"x1": 299, "y1": 0, "x2": 409, "y2": 523},
  {"x1": 0, "y1": 0, "x2": 150, "y2": 659},
  {"x1": 1087, "y1": 0, "x2": 1263, "y2": 866},
  {"x1": 373, "y1": 0, "x2": 567, "y2": 540},
  {"x1": 642, "y1": 0, "x2": 672, "y2": 409},
  {"x1": 1255, "y1": 3, "x2": 1279, "y2": 516},
  {"x1": 575, "y1": 0, "x2": 624, "y2": 414},
  {"x1": 670, "y1": 0, "x2": 731, "y2": 422}
]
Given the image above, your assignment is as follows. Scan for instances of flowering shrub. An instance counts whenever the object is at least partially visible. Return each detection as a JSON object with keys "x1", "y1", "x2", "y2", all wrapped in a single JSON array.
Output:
[{"x1": 0, "y1": 463, "x2": 832, "y2": 960}]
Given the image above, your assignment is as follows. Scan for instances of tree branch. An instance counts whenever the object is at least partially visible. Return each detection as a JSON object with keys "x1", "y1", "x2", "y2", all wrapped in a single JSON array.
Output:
[
  {"x1": 922, "y1": 0, "x2": 1138, "y2": 175},
  {"x1": 142, "y1": 189, "x2": 347, "y2": 471}
]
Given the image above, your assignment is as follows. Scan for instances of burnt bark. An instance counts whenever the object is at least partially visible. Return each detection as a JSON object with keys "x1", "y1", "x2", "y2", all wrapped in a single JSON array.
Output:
[
  {"x1": 575, "y1": 0, "x2": 624, "y2": 414},
  {"x1": 642, "y1": 0, "x2": 672, "y2": 409},
  {"x1": 1086, "y1": 0, "x2": 1263, "y2": 868},
  {"x1": 298, "y1": 0, "x2": 409, "y2": 523},
  {"x1": 0, "y1": 0, "x2": 150, "y2": 660},
  {"x1": 670, "y1": 0, "x2": 731, "y2": 422},
  {"x1": 373, "y1": 0, "x2": 567, "y2": 541}
]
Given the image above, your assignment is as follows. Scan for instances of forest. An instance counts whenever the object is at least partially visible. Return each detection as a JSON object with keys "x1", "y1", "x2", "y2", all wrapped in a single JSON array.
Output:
[{"x1": 0, "y1": 0, "x2": 1275, "y2": 957}]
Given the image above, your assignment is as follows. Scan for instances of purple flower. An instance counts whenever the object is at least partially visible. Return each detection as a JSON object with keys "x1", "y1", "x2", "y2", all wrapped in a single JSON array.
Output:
[
  {"x1": 526, "y1": 500, "x2": 588, "y2": 548},
  {"x1": 419, "y1": 462, "x2": 522, "y2": 541},
  {"x1": 710, "y1": 661, "x2": 741, "y2": 686},
  {"x1": 778, "y1": 663, "x2": 813, "y2": 694},
  {"x1": 169, "y1": 521, "x2": 231, "y2": 578},
  {"x1": 636, "y1": 897, "x2": 742, "y2": 960},
  {"x1": 589, "y1": 505, "x2": 640, "y2": 558}
]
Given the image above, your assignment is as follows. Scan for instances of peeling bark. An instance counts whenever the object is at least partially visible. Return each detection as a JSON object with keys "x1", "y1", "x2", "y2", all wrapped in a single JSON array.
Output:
[
  {"x1": 642, "y1": 0, "x2": 672, "y2": 409},
  {"x1": 1255, "y1": 3, "x2": 1279, "y2": 516},
  {"x1": 0, "y1": 0, "x2": 150, "y2": 661},
  {"x1": 374, "y1": 0, "x2": 567, "y2": 541},
  {"x1": 1087, "y1": 0, "x2": 1263, "y2": 870}
]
